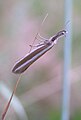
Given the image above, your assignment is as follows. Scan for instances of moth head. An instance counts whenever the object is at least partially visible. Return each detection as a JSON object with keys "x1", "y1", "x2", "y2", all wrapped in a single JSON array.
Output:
[
  {"x1": 51, "y1": 30, "x2": 67, "y2": 42},
  {"x1": 56, "y1": 30, "x2": 67, "y2": 37}
]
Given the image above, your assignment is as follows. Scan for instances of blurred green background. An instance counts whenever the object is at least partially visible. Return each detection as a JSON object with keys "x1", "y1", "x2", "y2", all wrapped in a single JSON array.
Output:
[{"x1": 0, "y1": 0, "x2": 81, "y2": 120}]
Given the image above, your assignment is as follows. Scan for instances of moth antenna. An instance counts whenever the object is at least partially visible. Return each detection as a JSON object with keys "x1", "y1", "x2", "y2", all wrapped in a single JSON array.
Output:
[{"x1": 64, "y1": 20, "x2": 70, "y2": 33}]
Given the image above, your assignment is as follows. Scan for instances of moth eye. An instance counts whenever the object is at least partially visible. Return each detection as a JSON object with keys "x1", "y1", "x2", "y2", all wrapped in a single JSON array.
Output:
[{"x1": 62, "y1": 31, "x2": 66, "y2": 34}]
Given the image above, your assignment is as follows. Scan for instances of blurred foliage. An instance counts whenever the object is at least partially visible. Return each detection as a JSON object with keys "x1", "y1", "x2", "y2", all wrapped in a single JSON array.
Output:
[
  {"x1": 70, "y1": 109, "x2": 81, "y2": 120},
  {"x1": 49, "y1": 109, "x2": 60, "y2": 120},
  {"x1": 31, "y1": 0, "x2": 45, "y2": 16}
]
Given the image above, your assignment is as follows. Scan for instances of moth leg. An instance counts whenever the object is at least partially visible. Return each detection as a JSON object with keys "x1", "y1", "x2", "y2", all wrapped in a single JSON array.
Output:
[
  {"x1": 29, "y1": 42, "x2": 45, "y2": 48},
  {"x1": 29, "y1": 34, "x2": 49, "y2": 49}
]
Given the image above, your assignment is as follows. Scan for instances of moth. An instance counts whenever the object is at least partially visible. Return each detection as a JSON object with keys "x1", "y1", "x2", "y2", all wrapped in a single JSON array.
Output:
[
  {"x1": 2, "y1": 29, "x2": 66, "y2": 120},
  {"x1": 12, "y1": 30, "x2": 66, "y2": 74}
]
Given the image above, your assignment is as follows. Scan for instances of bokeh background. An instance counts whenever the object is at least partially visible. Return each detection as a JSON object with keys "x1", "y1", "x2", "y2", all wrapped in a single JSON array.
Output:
[{"x1": 0, "y1": 0, "x2": 81, "y2": 120}]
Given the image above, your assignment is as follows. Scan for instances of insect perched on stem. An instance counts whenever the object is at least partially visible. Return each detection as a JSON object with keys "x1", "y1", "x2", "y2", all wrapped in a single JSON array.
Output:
[
  {"x1": 12, "y1": 29, "x2": 66, "y2": 74},
  {"x1": 2, "y1": 14, "x2": 67, "y2": 120}
]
